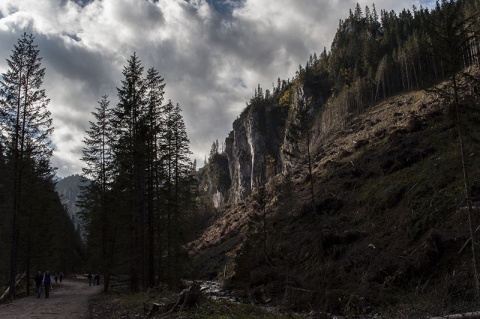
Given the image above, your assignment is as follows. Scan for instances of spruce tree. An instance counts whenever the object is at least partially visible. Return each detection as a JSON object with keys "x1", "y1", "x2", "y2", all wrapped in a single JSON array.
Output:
[
  {"x1": 0, "y1": 33, "x2": 53, "y2": 298},
  {"x1": 158, "y1": 101, "x2": 192, "y2": 285},
  {"x1": 284, "y1": 91, "x2": 316, "y2": 217},
  {"x1": 145, "y1": 67, "x2": 165, "y2": 287},
  {"x1": 80, "y1": 95, "x2": 116, "y2": 292},
  {"x1": 112, "y1": 53, "x2": 147, "y2": 292}
]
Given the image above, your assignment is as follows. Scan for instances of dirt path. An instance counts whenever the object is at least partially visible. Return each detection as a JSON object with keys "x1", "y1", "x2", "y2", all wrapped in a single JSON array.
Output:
[{"x1": 0, "y1": 279, "x2": 102, "y2": 319}]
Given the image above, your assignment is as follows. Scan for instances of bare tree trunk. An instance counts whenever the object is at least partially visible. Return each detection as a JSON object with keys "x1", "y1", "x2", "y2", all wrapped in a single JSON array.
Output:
[{"x1": 453, "y1": 74, "x2": 480, "y2": 299}]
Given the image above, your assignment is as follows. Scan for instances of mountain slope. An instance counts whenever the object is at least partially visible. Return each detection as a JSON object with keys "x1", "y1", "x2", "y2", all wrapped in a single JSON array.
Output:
[
  {"x1": 189, "y1": 74, "x2": 480, "y2": 314},
  {"x1": 190, "y1": 1, "x2": 480, "y2": 315}
]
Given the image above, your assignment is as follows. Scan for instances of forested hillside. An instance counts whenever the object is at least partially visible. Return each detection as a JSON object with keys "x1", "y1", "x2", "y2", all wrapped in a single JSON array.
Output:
[
  {"x1": 193, "y1": 0, "x2": 480, "y2": 315},
  {"x1": 199, "y1": 0, "x2": 480, "y2": 209}
]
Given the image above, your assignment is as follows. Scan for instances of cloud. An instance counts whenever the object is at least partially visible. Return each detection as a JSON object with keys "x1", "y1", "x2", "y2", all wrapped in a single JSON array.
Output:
[{"x1": 0, "y1": 0, "x2": 426, "y2": 177}]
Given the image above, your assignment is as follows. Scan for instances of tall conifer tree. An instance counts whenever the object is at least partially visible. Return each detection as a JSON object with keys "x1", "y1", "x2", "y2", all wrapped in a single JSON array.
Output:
[
  {"x1": 0, "y1": 33, "x2": 53, "y2": 298},
  {"x1": 80, "y1": 95, "x2": 116, "y2": 292},
  {"x1": 113, "y1": 53, "x2": 147, "y2": 292},
  {"x1": 158, "y1": 101, "x2": 192, "y2": 284},
  {"x1": 145, "y1": 67, "x2": 165, "y2": 287}
]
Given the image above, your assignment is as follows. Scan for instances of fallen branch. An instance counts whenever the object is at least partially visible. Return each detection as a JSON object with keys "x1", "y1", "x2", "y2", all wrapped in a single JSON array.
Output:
[
  {"x1": 431, "y1": 311, "x2": 480, "y2": 319},
  {"x1": 457, "y1": 224, "x2": 480, "y2": 255},
  {"x1": 288, "y1": 286, "x2": 316, "y2": 293},
  {"x1": 0, "y1": 273, "x2": 26, "y2": 303},
  {"x1": 459, "y1": 237, "x2": 472, "y2": 255}
]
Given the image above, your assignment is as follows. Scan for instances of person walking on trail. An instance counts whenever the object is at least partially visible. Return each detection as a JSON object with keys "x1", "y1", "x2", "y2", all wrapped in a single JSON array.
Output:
[
  {"x1": 34, "y1": 271, "x2": 43, "y2": 298},
  {"x1": 59, "y1": 272, "x2": 64, "y2": 283},
  {"x1": 94, "y1": 272, "x2": 100, "y2": 286},
  {"x1": 54, "y1": 273, "x2": 58, "y2": 283},
  {"x1": 87, "y1": 273, "x2": 93, "y2": 286},
  {"x1": 43, "y1": 271, "x2": 52, "y2": 298}
]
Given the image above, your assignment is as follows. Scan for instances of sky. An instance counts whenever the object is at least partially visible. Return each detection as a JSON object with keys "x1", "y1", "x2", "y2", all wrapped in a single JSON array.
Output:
[{"x1": 0, "y1": 0, "x2": 436, "y2": 178}]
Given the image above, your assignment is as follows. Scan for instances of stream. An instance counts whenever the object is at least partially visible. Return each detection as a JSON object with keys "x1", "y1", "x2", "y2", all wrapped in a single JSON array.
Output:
[
  {"x1": 190, "y1": 280, "x2": 241, "y2": 303},
  {"x1": 192, "y1": 280, "x2": 385, "y2": 319}
]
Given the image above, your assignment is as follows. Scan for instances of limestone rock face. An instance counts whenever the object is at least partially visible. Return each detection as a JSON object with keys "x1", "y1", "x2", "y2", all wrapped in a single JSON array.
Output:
[
  {"x1": 224, "y1": 99, "x2": 290, "y2": 204},
  {"x1": 225, "y1": 110, "x2": 264, "y2": 204},
  {"x1": 199, "y1": 82, "x2": 322, "y2": 206}
]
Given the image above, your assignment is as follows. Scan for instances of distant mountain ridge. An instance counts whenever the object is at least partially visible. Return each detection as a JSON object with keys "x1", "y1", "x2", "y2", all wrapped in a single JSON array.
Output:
[{"x1": 55, "y1": 174, "x2": 87, "y2": 236}]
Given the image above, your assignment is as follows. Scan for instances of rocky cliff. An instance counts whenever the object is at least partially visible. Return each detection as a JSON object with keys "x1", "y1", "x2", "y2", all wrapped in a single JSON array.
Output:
[
  {"x1": 55, "y1": 174, "x2": 87, "y2": 237},
  {"x1": 201, "y1": 80, "x2": 327, "y2": 207},
  {"x1": 225, "y1": 100, "x2": 284, "y2": 204}
]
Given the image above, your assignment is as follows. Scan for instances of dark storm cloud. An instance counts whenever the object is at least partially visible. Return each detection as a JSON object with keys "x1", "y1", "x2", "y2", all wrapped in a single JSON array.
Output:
[
  {"x1": 185, "y1": 0, "x2": 246, "y2": 16},
  {"x1": 32, "y1": 33, "x2": 120, "y2": 141},
  {"x1": 73, "y1": 0, "x2": 94, "y2": 7},
  {"x1": 38, "y1": 35, "x2": 118, "y2": 93},
  {"x1": 206, "y1": 0, "x2": 246, "y2": 15}
]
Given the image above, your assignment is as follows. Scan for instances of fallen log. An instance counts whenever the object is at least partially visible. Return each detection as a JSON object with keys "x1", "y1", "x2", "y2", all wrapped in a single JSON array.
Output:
[
  {"x1": 0, "y1": 273, "x2": 26, "y2": 303},
  {"x1": 0, "y1": 287, "x2": 9, "y2": 302}
]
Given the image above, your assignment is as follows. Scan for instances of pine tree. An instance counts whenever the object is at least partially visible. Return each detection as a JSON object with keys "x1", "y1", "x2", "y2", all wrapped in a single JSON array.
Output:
[
  {"x1": 158, "y1": 101, "x2": 192, "y2": 285},
  {"x1": 144, "y1": 67, "x2": 165, "y2": 287},
  {"x1": 0, "y1": 33, "x2": 53, "y2": 298},
  {"x1": 284, "y1": 89, "x2": 316, "y2": 217},
  {"x1": 0, "y1": 141, "x2": 11, "y2": 280},
  {"x1": 112, "y1": 53, "x2": 148, "y2": 292},
  {"x1": 80, "y1": 95, "x2": 116, "y2": 292}
]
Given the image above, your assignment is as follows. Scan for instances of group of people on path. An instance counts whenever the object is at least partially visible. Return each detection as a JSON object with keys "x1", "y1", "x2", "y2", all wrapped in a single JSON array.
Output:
[
  {"x1": 87, "y1": 272, "x2": 101, "y2": 286},
  {"x1": 33, "y1": 270, "x2": 100, "y2": 299},
  {"x1": 34, "y1": 271, "x2": 64, "y2": 298}
]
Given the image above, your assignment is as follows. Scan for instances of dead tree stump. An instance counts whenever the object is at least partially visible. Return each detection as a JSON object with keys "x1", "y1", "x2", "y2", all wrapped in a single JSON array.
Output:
[{"x1": 150, "y1": 282, "x2": 202, "y2": 318}]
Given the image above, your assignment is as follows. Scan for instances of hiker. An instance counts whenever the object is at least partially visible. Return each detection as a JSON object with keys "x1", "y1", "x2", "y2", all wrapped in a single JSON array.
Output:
[
  {"x1": 59, "y1": 272, "x2": 64, "y2": 283},
  {"x1": 43, "y1": 271, "x2": 52, "y2": 298},
  {"x1": 87, "y1": 273, "x2": 93, "y2": 286},
  {"x1": 94, "y1": 272, "x2": 100, "y2": 286},
  {"x1": 34, "y1": 271, "x2": 43, "y2": 298},
  {"x1": 54, "y1": 273, "x2": 58, "y2": 283}
]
